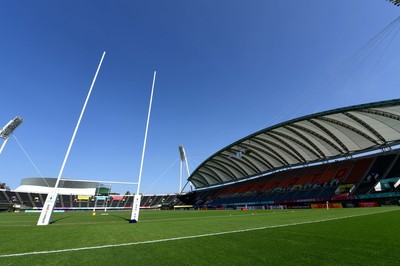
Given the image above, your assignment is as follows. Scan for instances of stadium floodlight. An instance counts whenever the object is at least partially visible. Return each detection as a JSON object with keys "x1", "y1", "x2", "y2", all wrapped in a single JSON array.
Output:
[
  {"x1": 388, "y1": 0, "x2": 400, "y2": 7},
  {"x1": 179, "y1": 145, "x2": 186, "y2": 161},
  {"x1": 0, "y1": 116, "x2": 23, "y2": 156},
  {"x1": 178, "y1": 145, "x2": 191, "y2": 193},
  {"x1": 0, "y1": 116, "x2": 23, "y2": 139}
]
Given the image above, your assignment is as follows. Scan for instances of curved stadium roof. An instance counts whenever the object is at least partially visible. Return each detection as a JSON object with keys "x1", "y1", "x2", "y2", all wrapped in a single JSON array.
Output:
[
  {"x1": 189, "y1": 99, "x2": 400, "y2": 189},
  {"x1": 14, "y1": 178, "x2": 102, "y2": 195}
]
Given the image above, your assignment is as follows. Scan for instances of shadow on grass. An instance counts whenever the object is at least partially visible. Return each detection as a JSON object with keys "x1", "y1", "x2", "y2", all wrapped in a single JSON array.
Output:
[
  {"x1": 108, "y1": 213, "x2": 130, "y2": 222},
  {"x1": 50, "y1": 216, "x2": 71, "y2": 224}
]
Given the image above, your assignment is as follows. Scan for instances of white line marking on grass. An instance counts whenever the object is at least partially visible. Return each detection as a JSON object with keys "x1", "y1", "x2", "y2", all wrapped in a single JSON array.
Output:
[{"x1": 0, "y1": 209, "x2": 396, "y2": 258}]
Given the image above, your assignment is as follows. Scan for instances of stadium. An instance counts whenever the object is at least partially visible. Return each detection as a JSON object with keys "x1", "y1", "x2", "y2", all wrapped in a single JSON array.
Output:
[
  {"x1": 182, "y1": 99, "x2": 400, "y2": 209},
  {"x1": 0, "y1": 177, "x2": 182, "y2": 212},
  {"x1": 1, "y1": 99, "x2": 400, "y2": 264},
  {"x1": 1, "y1": 1, "x2": 400, "y2": 265},
  {"x1": 2, "y1": 99, "x2": 400, "y2": 212}
]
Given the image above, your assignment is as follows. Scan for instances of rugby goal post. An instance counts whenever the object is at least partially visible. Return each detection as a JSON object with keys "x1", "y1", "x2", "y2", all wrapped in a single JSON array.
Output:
[
  {"x1": 129, "y1": 71, "x2": 157, "y2": 223},
  {"x1": 38, "y1": 52, "x2": 106, "y2": 226}
]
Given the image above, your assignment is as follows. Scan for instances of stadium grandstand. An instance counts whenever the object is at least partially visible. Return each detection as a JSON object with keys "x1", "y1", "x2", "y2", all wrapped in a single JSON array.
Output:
[
  {"x1": 0, "y1": 177, "x2": 182, "y2": 212},
  {"x1": 180, "y1": 98, "x2": 400, "y2": 209},
  {"x1": 2, "y1": 99, "x2": 400, "y2": 212}
]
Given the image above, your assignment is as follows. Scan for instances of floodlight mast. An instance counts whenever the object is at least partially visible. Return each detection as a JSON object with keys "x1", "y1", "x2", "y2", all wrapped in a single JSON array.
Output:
[
  {"x1": 178, "y1": 145, "x2": 191, "y2": 193},
  {"x1": 37, "y1": 51, "x2": 106, "y2": 226},
  {"x1": 0, "y1": 138, "x2": 10, "y2": 156},
  {"x1": 129, "y1": 71, "x2": 157, "y2": 223},
  {"x1": 0, "y1": 117, "x2": 23, "y2": 156}
]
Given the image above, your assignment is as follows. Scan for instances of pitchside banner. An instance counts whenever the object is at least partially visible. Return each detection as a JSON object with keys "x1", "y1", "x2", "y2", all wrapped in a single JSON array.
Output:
[
  {"x1": 310, "y1": 203, "x2": 343, "y2": 209},
  {"x1": 358, "y1": 201, "x2": 379, "y2": 207},
  {"x1": 37, "y1": 190, "x2": 58, "y2": 226},
  {"x1": 130, "y1": 194, "x2": 142, "y2": 223}
]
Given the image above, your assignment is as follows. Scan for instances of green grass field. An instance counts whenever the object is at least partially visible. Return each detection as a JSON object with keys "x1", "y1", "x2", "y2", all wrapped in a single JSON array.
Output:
[{"x1": 0, "y1": 207, "x2": 399, "y2": 265}]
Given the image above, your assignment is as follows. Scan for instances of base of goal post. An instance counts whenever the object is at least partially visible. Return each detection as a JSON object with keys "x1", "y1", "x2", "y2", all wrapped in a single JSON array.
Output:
[
  {"x1": 129, "y1": 194, "x2": 142, "y2": 223},
  {"x1": 37, "y1": 190, "x2": 59, "y2": 226}
]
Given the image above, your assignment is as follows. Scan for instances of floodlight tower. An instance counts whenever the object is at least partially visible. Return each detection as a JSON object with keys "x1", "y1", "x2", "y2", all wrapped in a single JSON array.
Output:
[
  {"x1": 178, "y1": 145, "x2": 191, "y2": 193},
  {"x1": 0, "y1": 116, "x2": 23, "y2": 156}
]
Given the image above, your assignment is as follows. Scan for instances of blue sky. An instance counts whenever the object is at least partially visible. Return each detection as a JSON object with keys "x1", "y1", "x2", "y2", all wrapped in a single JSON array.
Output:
[{"x1": 1, "y1": 1, "x2": 400, "y2": 194}]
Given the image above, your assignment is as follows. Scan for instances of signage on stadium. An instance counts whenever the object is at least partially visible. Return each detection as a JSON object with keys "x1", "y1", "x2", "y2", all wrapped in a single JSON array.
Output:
[
  {"x1": 111, "y1": 195, "x2": 124, "y2": 201},
  {"x1": 310, "y1": 203, "x2": 343, "y2": 209},
  {"x1": 95, "y1": 196, "x2": 107, "y2": 201},
  {"x1": 358, "y1": 201, "x2": 378, "y2": 207},
  {"x1": 77, "y1": 195, "x2": 91, "y2": 201}
]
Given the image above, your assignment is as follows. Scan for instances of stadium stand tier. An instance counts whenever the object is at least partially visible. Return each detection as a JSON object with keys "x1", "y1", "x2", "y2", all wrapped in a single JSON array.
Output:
[
  {"x1": 0, "y1": 190, "x2": 183, "y2": 212},
  {"x1": 178, "y1": 150, "x2": 400, "y2": 208},
  {"x1": 1, "y1": 177, "x2": 183, "y2": 211}
]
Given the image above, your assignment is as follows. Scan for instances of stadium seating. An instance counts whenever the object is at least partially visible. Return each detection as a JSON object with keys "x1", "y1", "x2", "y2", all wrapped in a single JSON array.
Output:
[{"x1": 180, "y1": 150, "x2": 400, "y2": 207}]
